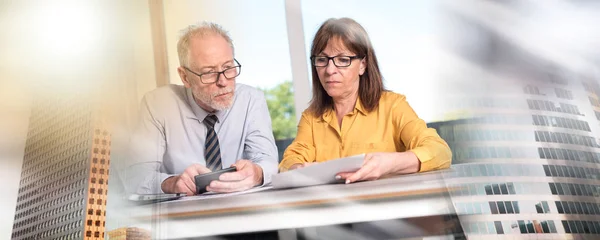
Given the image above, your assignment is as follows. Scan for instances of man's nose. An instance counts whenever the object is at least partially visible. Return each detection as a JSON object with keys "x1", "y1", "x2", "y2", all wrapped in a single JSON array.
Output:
[{"x1": 215, "y1": 73, "x2": 229, "y2": 87}]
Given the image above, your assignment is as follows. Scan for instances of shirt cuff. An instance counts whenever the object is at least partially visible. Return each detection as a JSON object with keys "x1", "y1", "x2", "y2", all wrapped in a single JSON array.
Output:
[
  {"x1": 158, "y1": 173, "x2": 177, "y2": 193},
  {"x1": 408, "y1": 147, "x2": 435, "y2": 172},
  {"x1": 254, "y1": 161, "x2": 273, "y2": 186},
  {"x1": 409, "y1": 146, "x2": 451, "y2": 173}
]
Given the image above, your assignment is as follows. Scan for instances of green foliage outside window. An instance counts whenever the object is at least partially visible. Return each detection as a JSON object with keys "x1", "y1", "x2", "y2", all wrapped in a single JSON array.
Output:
[{"x1": 262, "y1": 81, "x2": 297, "y2": 140}]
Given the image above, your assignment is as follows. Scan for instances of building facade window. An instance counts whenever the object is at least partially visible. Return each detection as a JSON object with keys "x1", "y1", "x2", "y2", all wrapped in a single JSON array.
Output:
[{"x1": 555, "y1": 88, "x2": 574, "y2": 100}]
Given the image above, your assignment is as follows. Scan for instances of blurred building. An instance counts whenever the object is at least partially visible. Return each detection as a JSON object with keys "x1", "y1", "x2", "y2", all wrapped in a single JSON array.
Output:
[
  {"x1": 432, "y1": 2, "x2": 600, "y2": 238},
  {"x1": 107, "y1": 227, "x2": 151, "y2": 240},
  {"x1": 11, "y1": 93, "x2": 112, "y2": 240}
]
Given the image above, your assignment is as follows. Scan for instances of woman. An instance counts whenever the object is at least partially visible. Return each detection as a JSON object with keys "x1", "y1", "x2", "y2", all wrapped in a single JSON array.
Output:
[{"x1": 279, "y1": 18, "x2": 451, "y2": 184}]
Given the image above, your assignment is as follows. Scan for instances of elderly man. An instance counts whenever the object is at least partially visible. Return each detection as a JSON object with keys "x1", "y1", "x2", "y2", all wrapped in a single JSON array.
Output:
[{"x1": 125, "y1": 22, "x2": 278, "y2": 197}]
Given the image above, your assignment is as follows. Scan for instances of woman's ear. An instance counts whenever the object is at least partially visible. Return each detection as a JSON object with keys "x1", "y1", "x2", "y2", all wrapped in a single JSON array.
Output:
[{"x1": 359, "y1": 58, "x2": 366, "y2": 76}]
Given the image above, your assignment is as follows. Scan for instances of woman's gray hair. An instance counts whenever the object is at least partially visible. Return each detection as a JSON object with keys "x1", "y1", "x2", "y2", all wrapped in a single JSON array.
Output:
[{"x1": 177, "y1": 22, "x2": 234, "y2": 67}]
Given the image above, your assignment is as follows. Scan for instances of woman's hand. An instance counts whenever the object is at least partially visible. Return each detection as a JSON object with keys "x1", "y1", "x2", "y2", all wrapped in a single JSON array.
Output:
[
  {"x1": 288, "y1": 162, "x2": 317, "y2": 170},
  {"x1": 336, "y1": 151, "x2": 420, "y2": 184}
]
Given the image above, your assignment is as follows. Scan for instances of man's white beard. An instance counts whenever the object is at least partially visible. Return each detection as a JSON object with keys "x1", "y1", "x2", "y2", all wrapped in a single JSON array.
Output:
[{"x1": 196, "y1": 87, "x2": 235, "y2": 111}]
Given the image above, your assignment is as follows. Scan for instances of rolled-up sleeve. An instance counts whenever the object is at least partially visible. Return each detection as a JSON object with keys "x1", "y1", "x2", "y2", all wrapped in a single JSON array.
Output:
[
  {"x1": 279, "y1": 112, "x2": 316, "y2": 172},
  {"x1": 120, "y1": 95, "x2": 170, "y2": 194},
  {"x1": 243, "y1": 91, "x2": 279, "y2": 185},
  {"x1": 393, "y1": 95, "x2": 452, "y2": 172}
]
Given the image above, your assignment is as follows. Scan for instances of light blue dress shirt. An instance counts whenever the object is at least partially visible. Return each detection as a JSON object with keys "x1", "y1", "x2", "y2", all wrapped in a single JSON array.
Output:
[{"x1": 124, "y1": 84, "x2": 278, "y2": 194}]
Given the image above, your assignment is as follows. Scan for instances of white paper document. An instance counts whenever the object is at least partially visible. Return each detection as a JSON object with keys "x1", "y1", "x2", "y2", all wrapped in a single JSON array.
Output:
[{"x1": 272, "y1": 154, "x2": 365, "y2": 189}]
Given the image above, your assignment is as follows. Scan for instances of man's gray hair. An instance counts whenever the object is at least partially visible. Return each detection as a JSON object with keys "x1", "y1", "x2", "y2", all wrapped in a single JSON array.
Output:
[{"x1": 177, "y1": 22, "x2": 234, "y2": 67}]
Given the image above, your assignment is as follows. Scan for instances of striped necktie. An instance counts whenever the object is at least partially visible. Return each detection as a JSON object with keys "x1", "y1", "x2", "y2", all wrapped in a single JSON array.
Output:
[{"x1": 203, "y1": 114, "x2": 222, "y2": 171}]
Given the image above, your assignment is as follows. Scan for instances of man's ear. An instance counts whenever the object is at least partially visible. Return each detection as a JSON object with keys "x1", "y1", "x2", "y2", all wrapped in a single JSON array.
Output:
[{"x1": 177, "y1": 67, "x2": 191, "y2": 88}]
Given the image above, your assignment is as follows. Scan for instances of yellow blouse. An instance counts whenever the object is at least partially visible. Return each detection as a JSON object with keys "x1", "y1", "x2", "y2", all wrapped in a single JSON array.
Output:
[{"x1": 279, "y1": 91, "x2": 451, "y2": 172}]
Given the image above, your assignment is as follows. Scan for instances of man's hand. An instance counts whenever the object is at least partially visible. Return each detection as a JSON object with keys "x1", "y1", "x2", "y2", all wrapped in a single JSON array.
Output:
[
  {"x1": 206, "y1": 159, "x2": 264, "y2": 193},
  {"x1": 336, "y1": 152, "x2": 420, "y2": 184},
  {"x1": 161, "y1": 164, "x2": 211, "y2": 196}
]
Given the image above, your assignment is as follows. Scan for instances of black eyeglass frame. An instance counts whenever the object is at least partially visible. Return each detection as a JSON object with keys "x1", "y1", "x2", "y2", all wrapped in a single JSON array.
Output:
[
  {"x1": 310, "y1": 55, "x2": 364, "y2": 67},
  {"x1": 183, "y1": 58, "x2": 242, "y2": 84}
]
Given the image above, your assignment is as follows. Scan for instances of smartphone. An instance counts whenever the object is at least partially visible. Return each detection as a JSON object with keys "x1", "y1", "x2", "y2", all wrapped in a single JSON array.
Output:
[
  {"x1": 195, "y1": 167, "x2": 237, "y2": 194},
  {"x1": 128, "y1": 193, "x2": 186, "y2": 204}
]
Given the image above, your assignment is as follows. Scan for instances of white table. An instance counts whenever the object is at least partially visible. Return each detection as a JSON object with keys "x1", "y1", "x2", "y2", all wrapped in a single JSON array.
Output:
[{"x1": 128, "y1": 171, "x2": 458, "y2": 239}]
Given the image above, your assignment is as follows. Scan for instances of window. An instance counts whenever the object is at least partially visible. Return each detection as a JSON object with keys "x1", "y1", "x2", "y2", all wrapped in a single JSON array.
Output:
[
  {"x1": 573, "y1": 184, "x2": 583, "y2": 196},
  {"x1": 468, "y1": 185, "x2": 477, "y2": 195},
  {"x1": 581, "y1": 202, "x2": 591, "y2": 215},
  {"x1": 556, "y1": 165, "x2": 569, "y2": 177},
  {"x1": 492, "y1": 184, "x2": 501, "y2": 195},
  {"x1": 592, "y1": 203, "x2": 600, "y2": 214},
  {"x1": 576, "y1": 221, "x2": 586, "y2": 233},
  {"x1": 549, "y1": 183, "x2": 557, "y2": 195},
  {"x1": 561, "y1": 183, "x2": 572, "y2": 195},
  {"x1": 86, "y1": 231, "x2": 91, "y2": 237},
  {"x1": 478, "y1": 165, "x2": 488, "y2": 176},
  {"x1": 569, "y1": 202, "x2": 578, "y2": 214},
  {"x1": 586, "y1": 202, "x2": 596, "y2": 215},
  {"x1": 556, "y1": 201, "x2": 564, "y2": 213},
  {"x1": 567, "y1": 167, "x2": 576, "y2": 178},
  {"x1": 576, "y1": 202, "x2": 584, "y2": 214},
  {"x1": 512, "y1": 201, "x2": 520, "y2": 213},
  {"x1": 494, "y1": 221, "x2": 504, "y2": 234},
  {"x1": 504, "y1": 201, "x2": 514, "y2": 214},
  {"x1": 500, "y1": 184, "x2": 508, "y2": 195},
  {"x1": 87, "y1": 220, "x2": 92, "y2": 226},
  {"x1": 563, "y1": 201, "x2": 572, "y2": 214},
  {"x1": 485, "y1": 185, "x2": 493, "y2": 195},
  {"x1": 543, "y1": 148, "x2": 552, "y2": 159},
  {"x1": 543, "y1": 165, "x2": 551, "y2": 176},
  {"x1": 497, "y1": 201, "x2": 506, "y2": 214},
  {"x1": 489, "y1": 202, "x2": 498, "y2": 214}
]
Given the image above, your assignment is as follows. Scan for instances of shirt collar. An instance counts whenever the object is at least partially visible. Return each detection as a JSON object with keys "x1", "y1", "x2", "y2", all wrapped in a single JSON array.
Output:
[
  {"x1": 321, "y1": 96, "x2": 367, "y2": 123},
  {"x1": 354, "y1": 96, "x2": 367, "y2": 116},
  {"x1": 185, "y1": 87, "x2": 228, "y2": 121}
]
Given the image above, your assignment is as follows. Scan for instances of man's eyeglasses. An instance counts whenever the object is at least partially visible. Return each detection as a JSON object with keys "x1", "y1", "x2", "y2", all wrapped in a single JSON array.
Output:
[
  {"x1": 183, "y1": 59, "x2": 242, "y2": 84},
  {"x1": 310, "y1": 56, "x2": 363, "y2": 67}
]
